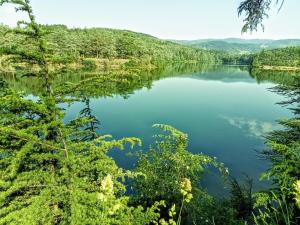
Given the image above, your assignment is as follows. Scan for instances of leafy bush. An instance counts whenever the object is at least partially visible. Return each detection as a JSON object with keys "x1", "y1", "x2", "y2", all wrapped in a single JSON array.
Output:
[
  {"x1": 132, "y1": 124, "x2": 229, "y2": 224},
  {"x1": 81, "y1": 59, "x2": 97, "y2": 70}
]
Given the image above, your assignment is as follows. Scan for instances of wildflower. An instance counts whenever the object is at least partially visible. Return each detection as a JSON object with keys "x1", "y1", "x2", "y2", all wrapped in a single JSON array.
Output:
[
  {"x1": 180, "y1": 178, "x2": 192, "y2": 194},
  {"x1": 100, "y1": 174, "x2": 114, "y2": 196},
  {"x1": 97, "y1": 192, "x2": 106, "y2": 201},
  {"x1": 294, "y1": 180, "x2": 300, "y2": 209},
  {"x1": 180, "y1": 178, "x2": 193, "y2": 202}
]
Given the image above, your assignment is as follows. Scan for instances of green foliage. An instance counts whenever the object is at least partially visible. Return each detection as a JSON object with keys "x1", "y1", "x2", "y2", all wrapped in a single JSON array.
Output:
[
  {"x1": 131, "y1": 124, "x2": 229, "y2": 224},
  {"x1": 238, "y1": 0, "x2": 284, "y2": 33},
  {"x1": 189, "y1": 40, "x2": 260, "y2": 54},
  {"x1": 0, "y1": 24, "x2": 220, "y2": 70},
  {"x1": 229, "y1": 176, "x2": 254, "y2": 221},
  {"x1": 253, "y1": 192, "x2": 295, "y2": 225},
  {"x1": 0, "y1": 0, "x2": 49, "y2": 74},
  {"x1": 261, "y1": 141, "x2": 300, "y2": 195},
  {"x1": 81, "y1": 59, "x2": 97, "y2": 70},
  {"x1": 252, "y1": 47, "x2": 300, "y2": 68},
  {"x1": 0, "y1": 2, "x2": 162, "y2": 224},
  {"x1": 261, "y1": 84, "x2": 300, "y2": 199},
  {"x1": 217, "y1": 51, "x2": 253, "y2": 65},
  {"x1": 0, "y1": 79, "x2": 166, "y2": 224},
  {"x1": 252, "y1": 78, "x2": 300, "y2": 224}
]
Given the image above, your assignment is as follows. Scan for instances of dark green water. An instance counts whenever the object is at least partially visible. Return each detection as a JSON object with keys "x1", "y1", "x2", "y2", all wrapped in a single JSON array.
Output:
[{"x1": 61, "y1": 66, "x2": 291, "y2": 195}]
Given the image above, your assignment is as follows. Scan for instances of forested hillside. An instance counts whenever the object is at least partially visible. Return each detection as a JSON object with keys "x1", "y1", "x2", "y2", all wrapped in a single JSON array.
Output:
[
  {"x1": 252, "y1": 47, "x2": 300, "y2": 68},
  {"x1": 172, "y1": 38, "x2": 300, "y2": 54},
  {"x1": 182, "y1": 40, "x2": 261, "y2": 54},
  {"x1": 0, "y1": 24, "x2": 219, "y2": 69}
]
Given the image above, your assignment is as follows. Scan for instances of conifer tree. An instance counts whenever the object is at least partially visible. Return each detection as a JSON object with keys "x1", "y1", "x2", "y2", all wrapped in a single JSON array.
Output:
[
  {"x1": 253, "y1": 77, "x2": 300, "y2": 224},
  {"x1": 238, "y1": 0, "x2": 285, "y2": 32},
  {"x1": 0, "y1": 1, "x2": 162, "y2": 224}
]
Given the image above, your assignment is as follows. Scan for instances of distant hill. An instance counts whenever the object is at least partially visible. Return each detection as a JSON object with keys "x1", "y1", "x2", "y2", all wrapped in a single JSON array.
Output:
[{"x1": 170, "y1": 38, "x2": 300, "y2": 54}]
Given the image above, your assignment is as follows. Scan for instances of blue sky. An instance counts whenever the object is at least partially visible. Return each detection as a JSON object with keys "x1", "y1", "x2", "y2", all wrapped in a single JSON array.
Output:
[{"x1": 0, "y1": 0, "x2": 299, "y2": 40}]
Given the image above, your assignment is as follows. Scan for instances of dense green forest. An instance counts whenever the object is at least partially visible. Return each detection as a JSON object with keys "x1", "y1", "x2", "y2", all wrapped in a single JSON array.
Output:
[
  {"x1": 0, "y1": 0, "x2": 299, "y2": 224},
  {"x1": 3, "y1": 22, "x2": 300, "y2": 72},
  {"x1": 252, "y1": 47, "x2": 300, "y2": 68},
  {"x1": 172, "y1": 39, "x2": 300, "y2": 68},
  {"x1": 0, "y1": 24, "x2": 220, "y2": 71}
]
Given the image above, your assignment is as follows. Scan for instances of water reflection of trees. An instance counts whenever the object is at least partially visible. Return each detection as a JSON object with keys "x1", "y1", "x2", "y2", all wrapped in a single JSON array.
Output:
[
  {"x1": 5, "y1": 66, "x2": 300, "y2": 100},
  {"x1": 78, "y1": 97, "x2": 100, "y2": 141},
  {"x1": 1, "y1": 64, "x2": 253, "y2": 98},
  {"x1": 250, "y1": 68, "x2": 300, "y2": 85}
]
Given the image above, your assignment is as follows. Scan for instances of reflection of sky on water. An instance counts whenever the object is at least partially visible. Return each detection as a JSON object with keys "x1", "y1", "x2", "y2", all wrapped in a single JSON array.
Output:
[{"x1": 221, "y1": 116, "x2": 282, "y2": 139}]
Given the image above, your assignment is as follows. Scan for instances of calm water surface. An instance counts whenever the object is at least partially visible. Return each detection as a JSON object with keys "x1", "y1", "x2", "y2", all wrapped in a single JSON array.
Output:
[{"x1": 63, "y1": 66, "x2": 291, "y2": 195}]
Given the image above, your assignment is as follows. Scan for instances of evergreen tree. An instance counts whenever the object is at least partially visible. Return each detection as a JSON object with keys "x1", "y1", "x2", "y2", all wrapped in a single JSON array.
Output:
[
  {"x1": 253, "y1": 77, "x2": 300, "y2": 224},
  {"x1": 238, "y1": 0, "x2": 285, "y2": 32},
  {"x1": 0, "y1": 1, "x2": 161, "y2": 224}
]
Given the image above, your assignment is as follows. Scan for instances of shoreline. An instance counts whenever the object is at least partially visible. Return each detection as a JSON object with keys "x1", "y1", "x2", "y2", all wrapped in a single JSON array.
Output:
[{"x1": 255, "y1": 65, "x2": 300, "y2": 71}]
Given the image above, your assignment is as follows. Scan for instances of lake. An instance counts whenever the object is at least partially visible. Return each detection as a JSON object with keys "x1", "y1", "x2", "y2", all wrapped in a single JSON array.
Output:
[
  {"x1": 58, "y1": 65, "x2": 291, "y2": 195},
  {"x1": 1, "y1": 65, "x2": 293, "y2": 195}
]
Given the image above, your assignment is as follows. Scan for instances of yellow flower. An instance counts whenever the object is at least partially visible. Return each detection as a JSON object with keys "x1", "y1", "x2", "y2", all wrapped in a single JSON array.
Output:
[
  {"x1": 185, "y1": 193, "x2": 193, "y2": 203},
  {"x1": 100, "y1": 174, "x2": 114, "y2": 196},
  {"x1": 180, "y1": 178, "x2": 193, "y2": 202},
  {"x1": 97, "y1": 192, "x2": 106, "y2": 201},
  {"x1": 180, "y1": 178, "x2": 192, "y2": 194},
  {"x1": 294, "y1": 180, "x2": 300, "y2": 209}
]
